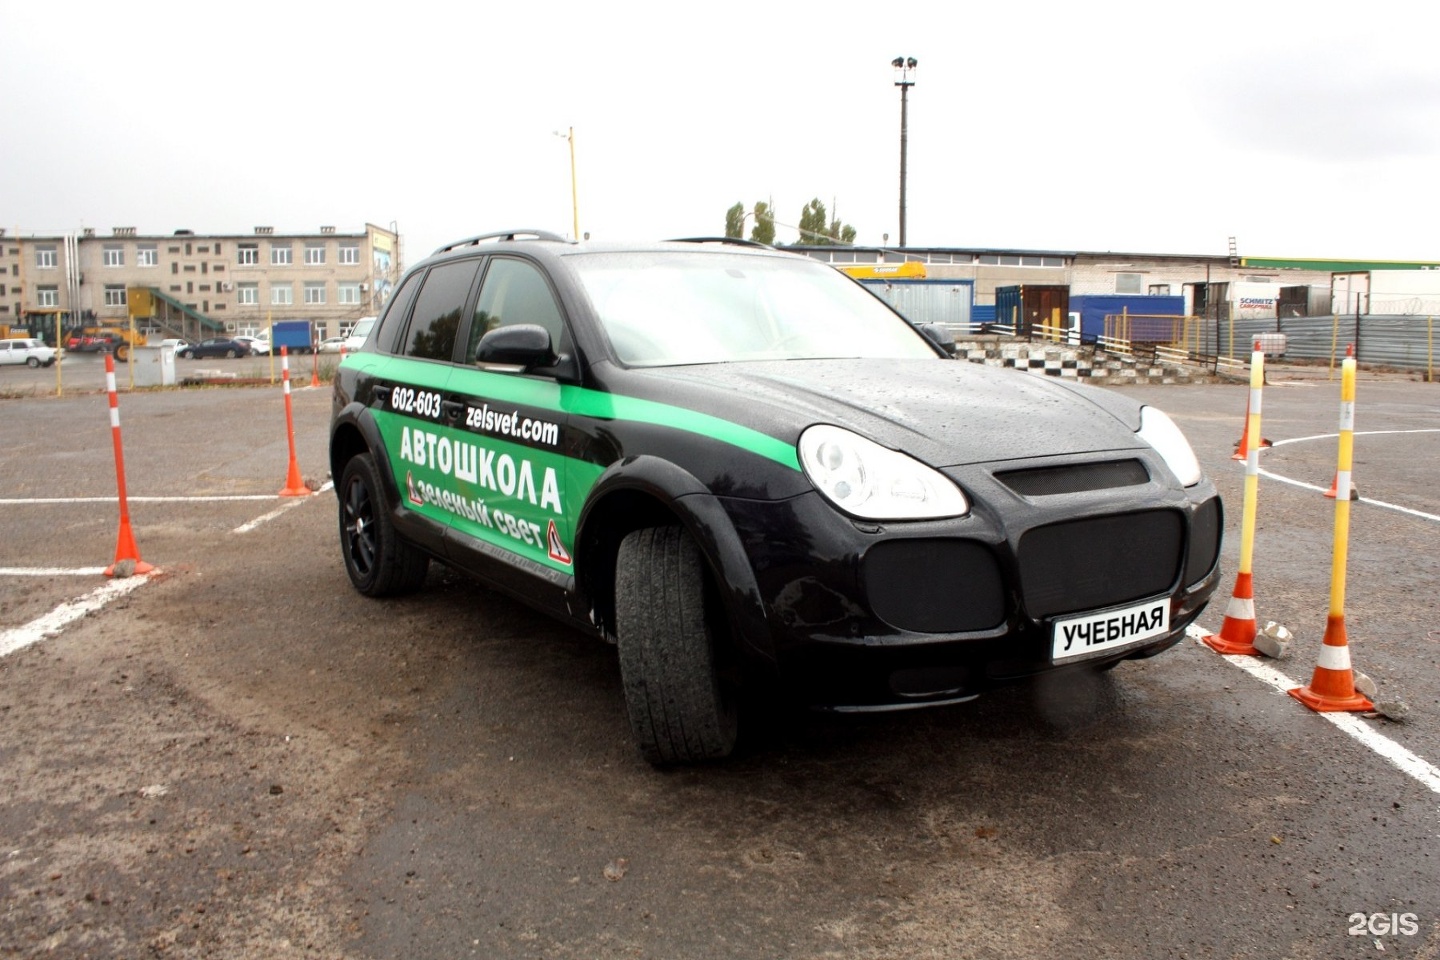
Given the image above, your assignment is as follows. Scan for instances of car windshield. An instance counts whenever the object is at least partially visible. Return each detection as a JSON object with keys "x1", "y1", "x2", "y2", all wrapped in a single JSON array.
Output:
[{"x1": 567, "y1": 251, "x2": 938, "y2": 367}]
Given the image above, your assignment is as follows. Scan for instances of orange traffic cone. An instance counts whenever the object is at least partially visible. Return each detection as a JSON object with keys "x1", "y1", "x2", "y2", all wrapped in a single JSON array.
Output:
[
  {"x1": 106, "y1": 518, "x2": 155, "y2": 577},
  {"x1": 1323, "y1": 473, "x2": 1359, "y2": 500},
  {"x1": 1201, "y1": 571, "x2": 1260, "y2": 655},
  {"x1": 1231, "y1": 399, "x2": 1273, "y2": 461},
  {"x1": 1289, "y1": 615, "x2": 1373, "y2": 712},
  {"x1": 278, "y1": 347, "x2": 314, "y2": 498},
  {"x1": 309, "y1": 350, "x2": 321, "y2": 388}
]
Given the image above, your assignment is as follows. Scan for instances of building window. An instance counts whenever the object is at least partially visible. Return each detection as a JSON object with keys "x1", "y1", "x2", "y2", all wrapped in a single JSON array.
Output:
[
  {"x1": 37, "y1": 285, "x2": 59, "y2": 307},
  {"x1": 104, "y1": 285, "x2": 127, "y2": 306},
  {"x1": 36, "y1": 246, "x2": 57, "y2": 269},
  {"x1": 1149, "y1": 283, "x2": 1171, "y2": 296},
  {"x1": 271, "y1": 245, "x2": 292, "y2": 266},
  {"x1": 238, "y1": 244, "x2": 259, "y2": 265},
  {"x1": 1115, "y1": 273, "x2": 1143, "y2": 294},
  {"x1": 339, "y1": 244, "x2": 360, "y2": 265},
  {"x1": 103, "y1": 246, "x2": 124, "y2": 267},
  {"x1": 238, "y1": 283, "x2": 259, "y2": 305},
  {"x1": 304, "y1": 282, "x2": 326, "y2": 304},
  {"x1": 271, "y1": 283, "x2": 293, "y2": 305},
  {"x1": 137, "y1": 245, "x2": 158, "y2": 267},
  {"x1": 338, "y1": 282, "x2": 362, "y2": 305},
  {"x1": 305, "y1": 244, "x2": 325, "y2": 265}
]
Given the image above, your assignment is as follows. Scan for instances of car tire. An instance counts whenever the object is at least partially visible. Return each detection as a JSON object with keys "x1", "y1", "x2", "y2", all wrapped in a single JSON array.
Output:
[
  {"x1": 615, "y1": 525, "x2": 739, "y2": 765},
  {"x1": 339, "y1": 452, "x2": 429, "y2": 597},
  {"x1": 26, "y1": 357, "x2": 39, "y2": 368},
  {"x1": 225, "y1": 349, "x2": 236, "y2": 359}
]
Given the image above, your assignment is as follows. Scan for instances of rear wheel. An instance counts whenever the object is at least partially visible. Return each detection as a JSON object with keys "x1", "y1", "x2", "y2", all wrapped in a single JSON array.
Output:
[
  {"x1": 339, "y1": 453, "x2": 429, "y2": 596},
  {"x1": 615, "y1": 526, "x2": 739, "y2": 765},
  {"x1": 225, "y1": 349, "x2": 237, "y2": 359},
  {"x1": 115, "y1": 344, "x2": 130, "y2": 362}
]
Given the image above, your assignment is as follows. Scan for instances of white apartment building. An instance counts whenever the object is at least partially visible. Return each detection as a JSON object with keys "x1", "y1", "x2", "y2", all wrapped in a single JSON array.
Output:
[{"x1": 0, "y1": 223, "x2": 401, "y2": 343}]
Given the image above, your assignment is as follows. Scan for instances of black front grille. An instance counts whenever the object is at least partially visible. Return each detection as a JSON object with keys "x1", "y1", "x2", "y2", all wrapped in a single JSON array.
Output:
[
  {"x1": 862, "y1": 538, "x2": 1005, "y2": 633},
  {"x1": 1017, "y1": 510, "x2": 1183, "y2": 620},
  {"x1": 996, "y1": 459, "x2": 1150, "y2": 497}
]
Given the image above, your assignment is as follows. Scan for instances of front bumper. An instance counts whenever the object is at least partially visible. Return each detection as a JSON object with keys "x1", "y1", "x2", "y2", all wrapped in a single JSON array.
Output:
[{"x1": 719, "y1": 457, "x2": 1222, "y2": 709}]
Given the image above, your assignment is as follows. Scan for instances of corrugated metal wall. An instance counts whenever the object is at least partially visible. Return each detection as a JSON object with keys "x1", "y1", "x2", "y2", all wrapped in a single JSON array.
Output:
[
  {"x1": 861, "y1": 279, "x2": 976, "y2": 331},
  {"x1": 1197, "y1": 314, "x2": 1438, "y2": 370}
]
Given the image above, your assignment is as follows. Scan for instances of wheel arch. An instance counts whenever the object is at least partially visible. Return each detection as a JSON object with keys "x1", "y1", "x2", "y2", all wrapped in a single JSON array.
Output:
[{"x1": 574, "y1": 455, "x2": 776, "y2": 669}]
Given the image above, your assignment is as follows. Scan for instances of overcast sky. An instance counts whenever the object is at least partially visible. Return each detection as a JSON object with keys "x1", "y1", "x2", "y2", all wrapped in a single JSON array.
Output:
[{"x1": 4, "y1": 1, "x2": 1438, "y2": 268}]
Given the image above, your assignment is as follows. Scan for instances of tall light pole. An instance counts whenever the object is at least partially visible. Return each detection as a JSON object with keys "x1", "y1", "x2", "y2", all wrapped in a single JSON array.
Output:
[
  {"x1": 892, "y1": 56, "x2": 917, "y2": 248},
  {"x1": 553, "y1": 127, "x2": 579, "y2": 240}
]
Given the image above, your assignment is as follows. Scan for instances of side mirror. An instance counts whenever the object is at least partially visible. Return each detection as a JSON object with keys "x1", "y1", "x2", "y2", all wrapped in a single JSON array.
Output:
[
  {"x1": 475, "y1": 324, "x2": 557, "y2": 369},
  {"x1": 918, "y1": 322, "x2": 957, "y2": 357}
]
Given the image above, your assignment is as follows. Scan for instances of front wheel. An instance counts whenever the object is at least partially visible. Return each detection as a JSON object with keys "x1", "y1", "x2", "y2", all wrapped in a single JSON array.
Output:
[
  {"x1": 225, "y1": 349, "x2": 237, "y2": 359},
  {"x1": 615, "y1": 526, "x2": 739, "y2": 765},
  {"x1": 115, "y1": 344, "x2": 130, "y2": 362},
  {"x1": 26, "y1": 357, "x2": 39, "y2": 368},
  {"x1": 339, "y1": 453, "x2": 429, "y2": 596}
]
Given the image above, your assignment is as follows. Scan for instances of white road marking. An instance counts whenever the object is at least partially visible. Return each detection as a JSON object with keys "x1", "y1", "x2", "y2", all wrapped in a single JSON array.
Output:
[
  {"x1": 233, "y1": 481, "x2": 332, "y2": 534},
  {"x1": 0, "y1": 496, "x2": 277, "y2": 504},
  {"x1": 1255, "y1": 429, "x2": 1440, "y2": 523},
  {"x1": 0, "y1": 567, "x2": 109, "y2": 576},
  {"x1": 0, "y1": 576, "x2": 151, "y2": 659},
  {"x1": 1187, "y1": 625, "x2": 1440, "y2": 796},
  {"x1": 2, "y1": 482, "x2": 334, "y2": 657}
]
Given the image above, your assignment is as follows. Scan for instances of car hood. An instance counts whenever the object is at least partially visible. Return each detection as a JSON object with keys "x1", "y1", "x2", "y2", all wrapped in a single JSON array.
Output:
[{"x1": 616, "y1": 358, "x2": 1148, "y2": 468}]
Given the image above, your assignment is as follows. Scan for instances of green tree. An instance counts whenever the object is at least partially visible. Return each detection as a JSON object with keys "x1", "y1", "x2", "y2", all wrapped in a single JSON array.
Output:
[
  {"x1": 724, "y1": 202, "x2": 745, "y2": 239},
  {"x1": 794, "y1": 198, "x2": 856, "y2": 246},
  {"x1": 797, "y1": 198, "x2": 829, "y2": 245},
  {"x1": 750, "y1": 202, "x2": 776, "y2": 246}
]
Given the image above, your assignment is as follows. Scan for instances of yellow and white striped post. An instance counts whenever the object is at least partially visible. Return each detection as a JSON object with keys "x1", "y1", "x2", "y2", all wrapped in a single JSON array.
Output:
[
  {"x1": 1290, "y1": 355, "x2": 1372, "y2": 712},
  {"x1": 1203, "y1": 345, "x2": 1265, "y2": 655}
]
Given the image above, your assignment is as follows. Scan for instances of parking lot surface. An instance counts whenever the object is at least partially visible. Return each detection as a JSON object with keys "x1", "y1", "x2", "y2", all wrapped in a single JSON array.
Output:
[{"x1": 1, "y1": 360, "x2": 1437, "y2": 958}]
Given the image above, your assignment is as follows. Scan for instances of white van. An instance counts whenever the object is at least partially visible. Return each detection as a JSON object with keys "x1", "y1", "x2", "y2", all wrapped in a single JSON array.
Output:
[{"x1": 343, "y1": 317, "x2": 377, "y2": 353}]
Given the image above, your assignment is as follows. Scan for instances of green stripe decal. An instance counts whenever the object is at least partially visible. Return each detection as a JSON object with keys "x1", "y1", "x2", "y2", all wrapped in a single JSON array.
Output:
[
  {"x1": 561, "y1": 386, "x2": 802, "y2": 472},
  {"x1": 355, "y1": 354, "x2": 801, "y2": 472}
]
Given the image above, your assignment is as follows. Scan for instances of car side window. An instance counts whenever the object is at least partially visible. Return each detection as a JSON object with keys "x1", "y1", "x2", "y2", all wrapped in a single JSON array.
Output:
[
  {"x1": 465, "y1": 257, "x2": 568, "y2": 363},
  {"x1": 401, "y1": 260, "x2": 481, "y2": 362},
  {"x1": 373, "y1": 270, "x2": 423, "y2": 355}
]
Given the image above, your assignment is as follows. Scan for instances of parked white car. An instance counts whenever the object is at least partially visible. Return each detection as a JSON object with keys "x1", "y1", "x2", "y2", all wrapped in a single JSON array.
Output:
[
  {"x1": 342, "y1": 317, "x2": 376, "y2": 353},
  {"x1": 0, "y1": 338, "x2": 57, "y2": 367},
  {"x1": 234, "y1": 335, "x2": 270, "y2": 355}
]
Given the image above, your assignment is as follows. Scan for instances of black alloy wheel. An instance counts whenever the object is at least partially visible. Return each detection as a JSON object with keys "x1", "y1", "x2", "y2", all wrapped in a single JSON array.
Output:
[{"x1": 339, "y1": 453, "x2": 429, "y2": 597}]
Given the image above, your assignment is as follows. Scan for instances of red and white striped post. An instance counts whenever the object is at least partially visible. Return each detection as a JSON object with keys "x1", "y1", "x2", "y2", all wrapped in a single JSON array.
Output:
[
  {"x1": 103, "y1": 353, "x2": 154, "y2": 576},
  {"x1": 278, "y1": 346, "x2": 312, "y2": 497}
]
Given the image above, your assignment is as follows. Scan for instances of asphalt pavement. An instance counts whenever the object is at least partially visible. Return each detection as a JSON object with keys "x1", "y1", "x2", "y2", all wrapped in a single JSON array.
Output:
[{"x1": 1, "y1": 360, "x2": 1437, "y2": 959}]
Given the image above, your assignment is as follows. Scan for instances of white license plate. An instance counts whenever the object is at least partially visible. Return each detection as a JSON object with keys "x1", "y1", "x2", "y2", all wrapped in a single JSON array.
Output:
[{"x1": 1051, "y1": 596, "x2": 1171, "y2": 662}]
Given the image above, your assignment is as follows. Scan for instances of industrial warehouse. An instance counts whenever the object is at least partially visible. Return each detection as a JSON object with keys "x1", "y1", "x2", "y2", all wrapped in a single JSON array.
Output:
[{"x1": 2, "y1": 224, "x2": 1437, "y2": 372}]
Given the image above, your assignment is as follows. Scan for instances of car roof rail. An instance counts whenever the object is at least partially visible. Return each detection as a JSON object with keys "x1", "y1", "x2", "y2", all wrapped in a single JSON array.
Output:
[
  {"x1": 666, "y1": 236, "x2": 773, "y2": 249},
  {"x1": 434, "y1": 229, "x2": 571, "y2": 254}
]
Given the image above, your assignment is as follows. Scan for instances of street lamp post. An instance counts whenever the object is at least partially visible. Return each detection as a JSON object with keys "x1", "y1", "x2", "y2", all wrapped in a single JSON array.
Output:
[
  {"x1": 892, "y1": 57, "x2": 917, "y2": 248},
  {"x1": 553, "y1": 127, "x2": 579, "y2": 240}
]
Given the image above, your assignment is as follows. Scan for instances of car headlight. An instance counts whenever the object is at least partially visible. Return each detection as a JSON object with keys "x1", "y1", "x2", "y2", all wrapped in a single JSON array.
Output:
[
  {"x1": 1138, "y1": 406, "x2": 1202, "y2": 487},
  {"x1": 798, "y1": 424, "x2": 969, "y2": 520}
]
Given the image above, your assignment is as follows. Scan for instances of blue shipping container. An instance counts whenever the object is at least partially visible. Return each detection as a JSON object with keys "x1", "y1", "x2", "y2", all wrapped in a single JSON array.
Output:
[{"x1": 1069, "y1": 295, "x2": 1185, "y2": 343}]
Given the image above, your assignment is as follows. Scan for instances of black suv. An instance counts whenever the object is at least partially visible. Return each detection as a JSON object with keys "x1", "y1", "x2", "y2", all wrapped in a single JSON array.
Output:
[{"x1": 329, "y1": 230, "x2": 1222, "y2": 764}]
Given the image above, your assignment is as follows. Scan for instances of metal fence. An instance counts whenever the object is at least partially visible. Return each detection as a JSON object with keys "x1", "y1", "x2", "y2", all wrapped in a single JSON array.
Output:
[{"x1": 1199, "y1": 314, "x2": 1437, "y2": 374}]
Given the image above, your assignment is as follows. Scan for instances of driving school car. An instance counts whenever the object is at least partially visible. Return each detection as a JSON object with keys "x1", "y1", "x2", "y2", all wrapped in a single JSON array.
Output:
[{"x1": 329, "y1": 230, "x2": 1222, "y2": 765}]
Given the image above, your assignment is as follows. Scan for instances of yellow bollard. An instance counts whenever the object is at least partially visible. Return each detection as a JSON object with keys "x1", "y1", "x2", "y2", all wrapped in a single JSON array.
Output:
[
  {"x1": 1290, "y1": 356, "x2": 1372, "y2": 712},
  {"x1": 1204, "y1": 346, "x2": 1265, "y2": 655}
]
